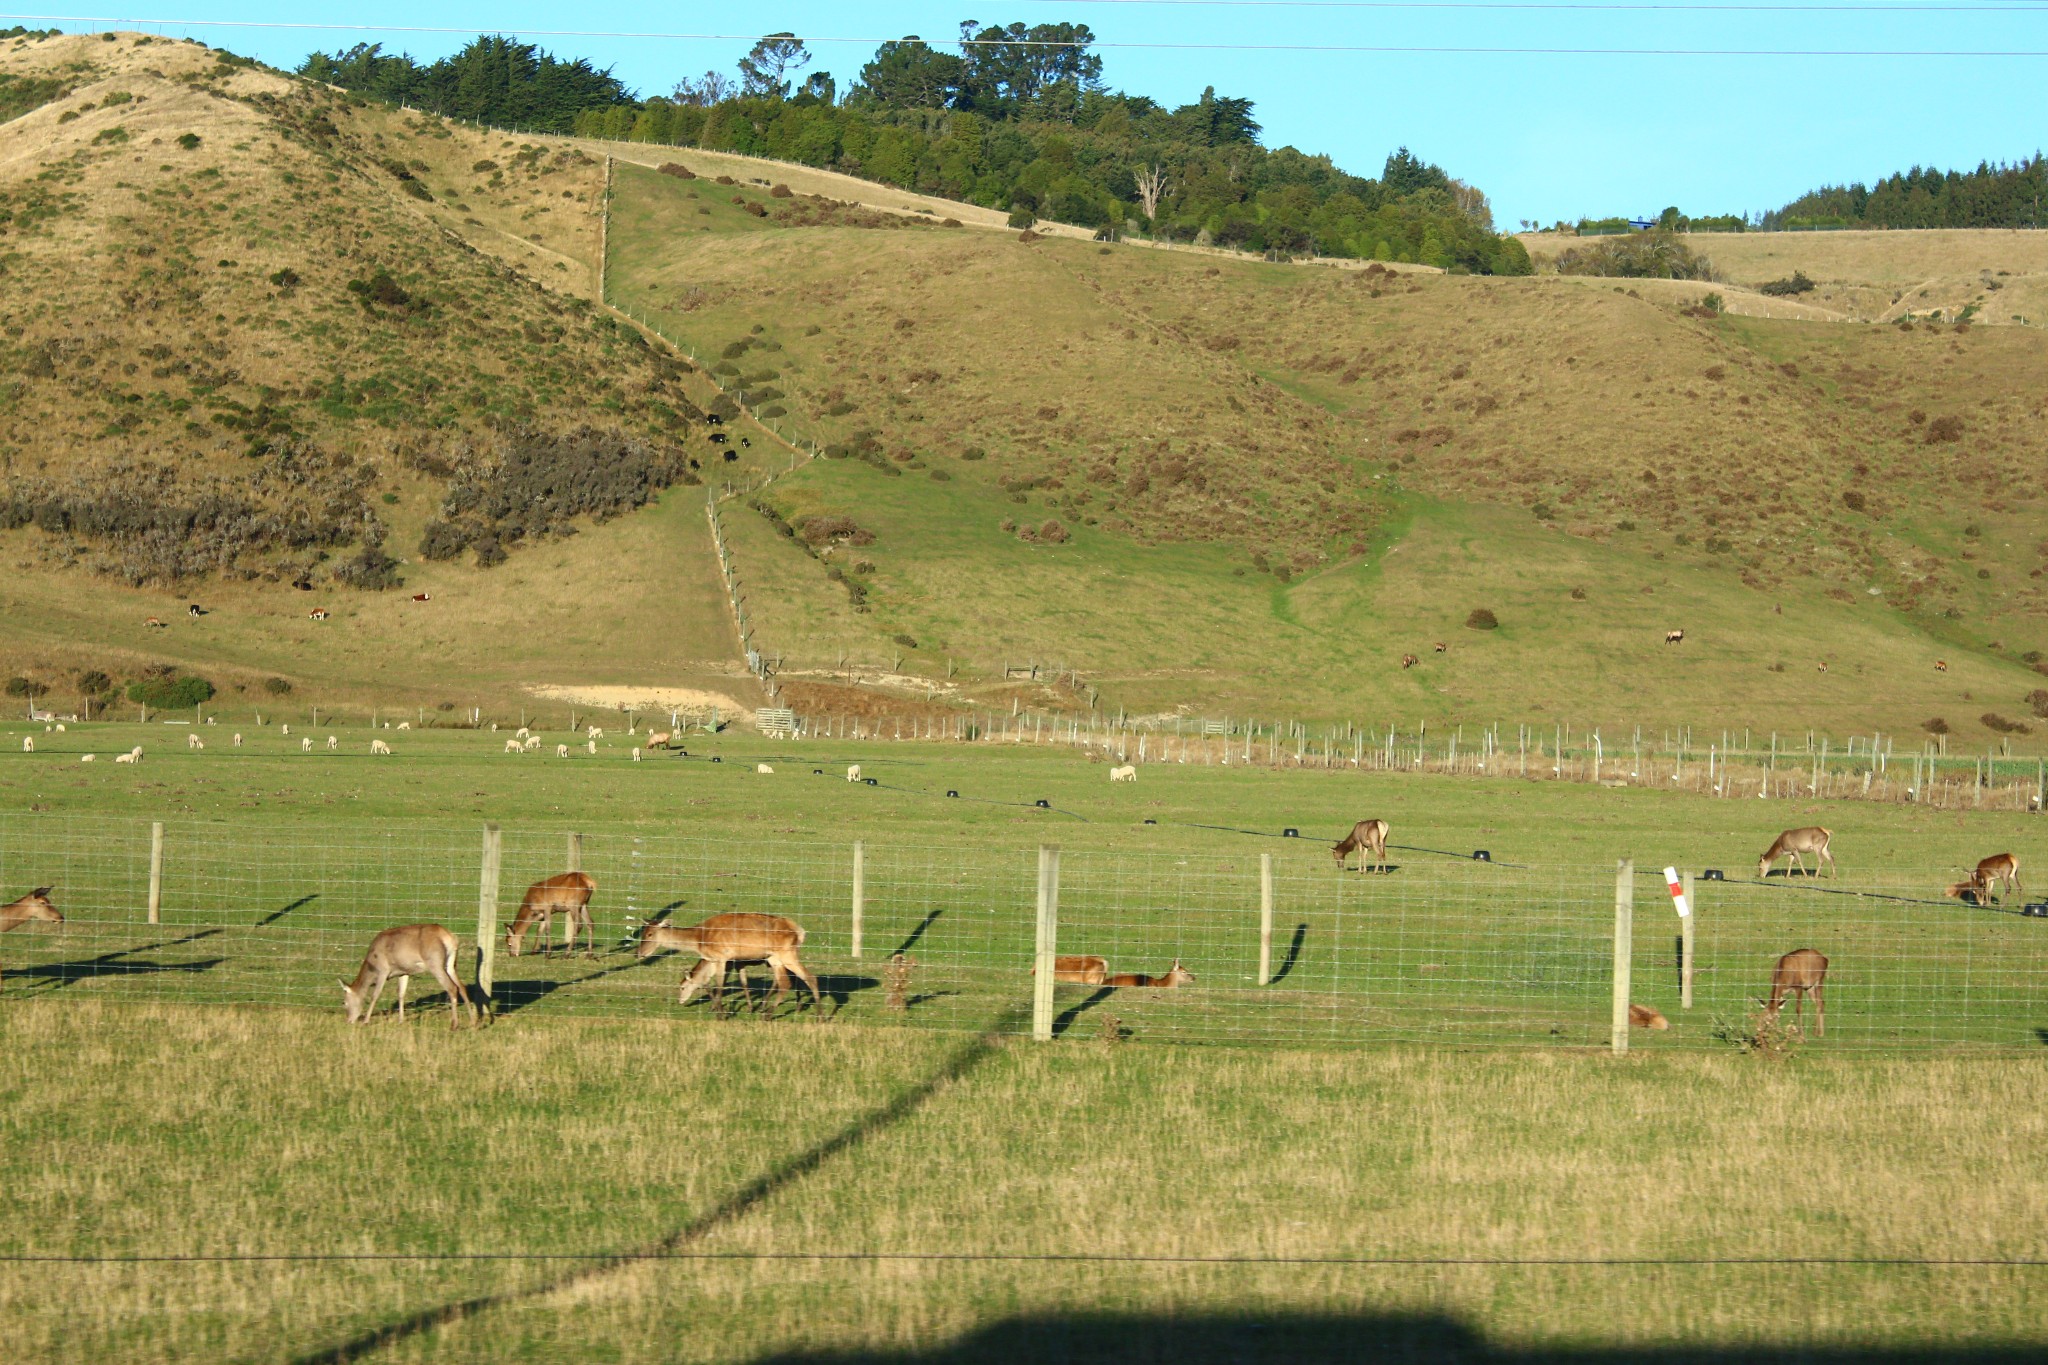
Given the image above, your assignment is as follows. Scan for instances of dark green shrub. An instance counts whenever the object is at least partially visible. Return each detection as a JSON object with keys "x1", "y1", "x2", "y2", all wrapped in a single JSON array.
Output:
[
  {"x1": 1923, "y1": 717, "x2": 1950, "y2": 735},
  {"x1": 77, "y1": 670, "x2": 111, "y2": 695},
  {"x1": 4, "y1": 676, "x2": 32, "y2": 697},
  {"x1": 263, "y1": 676, "x2": 293, "y2": 695},
  {"x1": 893, "y1": 633, "x2": 917, "y2": 649},
  {"x1": 1465, "y1": 608, "x2": 1500, "y2": 630},
  {"x1": 175, "y1": 132, "x2": 200, "y2": 149},
  {"x1": 960, "y1": 446, "x2": 985, "y2": 460},
  {"x1": 1983, "y1": 712, "x2": 2030, "y2": 735},
  {"x1": 126, "y1": 673, "x2": 215, "y2": 708}
]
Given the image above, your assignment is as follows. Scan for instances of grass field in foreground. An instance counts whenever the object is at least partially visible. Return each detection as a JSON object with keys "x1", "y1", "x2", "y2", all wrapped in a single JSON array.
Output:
[
  {"x1": 4, "y1": 730, "x2": 2048, "y2": 1050},
  {"x1": 1, "y1": 1002, "x2": 2045, "y2": 1363}
]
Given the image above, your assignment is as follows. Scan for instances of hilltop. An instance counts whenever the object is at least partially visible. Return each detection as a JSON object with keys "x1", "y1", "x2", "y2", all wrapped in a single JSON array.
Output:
[{"x1": 2, "y1": 31, "x2": 2047, "y2": 740}]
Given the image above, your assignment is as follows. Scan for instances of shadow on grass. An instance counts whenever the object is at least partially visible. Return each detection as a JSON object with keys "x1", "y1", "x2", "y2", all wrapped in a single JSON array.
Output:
[
  {"x1": 893, "y1": 909, "x2": 944, "y2": 957},
  {"x1": 1052, "y1": 986, "x2": 1115, "y2": 1036},
  {"x1": 4, "y1": 927, "x2": 227, "y2": 992},
  {"x1": 290, "y1": 1005, "x2": 1028, "y2": 1365},
  {"x1": 748, "y1": 1312, "x2": 2048, "y2": 1365},
  {"x1": 488, "y1": 978, "x2": 568, "y2": 1017},
  {"x1": 1270, "y1": 923, "x2": 1309, "y2": 984},
  {"x1": 258, "y1": 895, "x2": 318, "y2": 927}
]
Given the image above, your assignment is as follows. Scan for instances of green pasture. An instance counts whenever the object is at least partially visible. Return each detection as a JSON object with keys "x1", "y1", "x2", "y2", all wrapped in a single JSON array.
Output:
[{"x1": 5, "y1": 727, "x2": 2046, "y2": 1049}]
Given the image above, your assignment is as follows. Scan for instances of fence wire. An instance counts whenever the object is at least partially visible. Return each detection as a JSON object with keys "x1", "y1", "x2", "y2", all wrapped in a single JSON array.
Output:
[{"x1": 3, "y1": 815, "x2": 2045, "y2": 1049}]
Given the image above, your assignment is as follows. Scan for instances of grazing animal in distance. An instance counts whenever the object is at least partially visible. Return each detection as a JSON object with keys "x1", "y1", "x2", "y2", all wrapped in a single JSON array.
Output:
[
  {"x1": 1816, "y1": 661, "x2": 1828, "y2": 674},
  {"x1": 1110, "y1": 764, "x2": 1137, "y2": 782},
  {"x1": 409, "y1": 593, "x2": 431, "y2": 602},
  {"x1": 636, "y1": 912, "x2": 819, "y2": 1011},
  {"x1": 79, "y1": 753, "x2": 94, "y2": 763},
  {"x1": 586, "y1": 739, "x2": 598, "y2": 754},
  {"x1": 188, "y1": 604, "x2": 205, "y2": 617},
  {"x1": 20, "y1": 737, "x2": 31, "y2": 753},
  {"x1": 326, "y1": 736, "x2": 338, "y2": 751},
  {"x1": 340, "y1": 924, "x2": 473, "y2": 1029},
  {"x1": 632, "y1": 748, "x2": 641, "y2": 761},
  {"x1": 723, "y1": 450, "x2": 738, "y2": 462},
  {"x1": 1107, "y1": 960, "x2": 1194, "y2": 989},
  {"x1": 645, "y1": 731, "x2": 670, "y2": 750},
  {"x1": 396, "y1": 722, "x2": 411, "y2": 732},
  {"x1": 505, "y1": 872, "x2": 597, "y2": 958},
  {"x1": 1759, "y1": 827, "x2": 1834, "y2": 880},
  {"x1": 1934, "y1": 660, "x2": 1949, "y2": 673},
  {"x1": 293, "y1": 578, "x2": 313, "y2": 591},
  {"x1": 516, "y1": 727, "x2": 532, "y2": 740},
  {"x1": 1665, "y1": 629, "x2": 1685, "y2": 644},
  {"x1": 1763, "y1": 948, "x2": 1828, "y2": 1036},
  {"x1": 756, "y1": 763, "x2": 774, "y2": 774},
  {"x1": 1629, "y1": 1003, "x2": 1670, "y2": 1030},
  {"x1": 114, "y1": 751, "x2": 138, "y2": 764},
  {"x1": 370, "y1": 740, "x2": 392, "y2": 756},
  {"x1": 309, "y1": 609, "x2": 330, "y2": 620},
  {"x1": 281, "y1": 725, "x2": 290, "y2": 737},
  {"x1": 1433, "y1": 641, "x2": 1448, "y2": 653},
  {"x1": 524, "y1": 736, "x2": 541, "y2": 751},
  {"x1": 1333, "y1": 818, "x2": 1391, "y2": 874},
  {"x1": 1400, "y1": 654, "x2": 1419, "y2": 669},
  {"x1": 587, "y1": 726, "x2": 604, "y2": 740},
  {"x1": 505, "y1": 738, "x2": 523, "y2": 753},
  {"x1": 846, "y1": 764, "x2": 861, "y2": 782},
  {"x1": 144, "y1": 616, "x2": 166, "y2": 629},
  {"x1": 301, "y1": 738, "x2": 313, "y2": 752},
  {"x1": 1968, "y1": 853, "x2": 2021, "y2": 904},
  {"x1": 1032, "y1": 954, "x2": 1109, "y2": 985},
  {"x1": 186, "y1": 734, "x2": 204, "y2": 750},
  {"x1": 233, "y1": 734, "x2": 242, "y2": 747},
  {"x1": 556, "y1": 744, "x2": 570, "y2": 758}
]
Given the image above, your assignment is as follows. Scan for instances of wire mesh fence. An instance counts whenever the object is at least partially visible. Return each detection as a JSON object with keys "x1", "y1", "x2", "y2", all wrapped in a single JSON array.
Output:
[{"x1": 4, "y1": 813, "x2": 2046, "y2": 1049}]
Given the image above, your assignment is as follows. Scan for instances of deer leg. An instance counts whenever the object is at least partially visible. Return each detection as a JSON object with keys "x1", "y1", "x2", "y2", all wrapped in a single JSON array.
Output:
[
  {"x1": 363, "y1": 971, "x2": 388, "y2": 1022},
  {"x1": 1813, "y1": 983, "x2": 1824, "y2": 1036},
  {"x1": 777, "y1": 954, "x2": 822, "y2": 1010},
  {"x1": 395, "y1": 973, "x2": 408, "y2": 1024}
]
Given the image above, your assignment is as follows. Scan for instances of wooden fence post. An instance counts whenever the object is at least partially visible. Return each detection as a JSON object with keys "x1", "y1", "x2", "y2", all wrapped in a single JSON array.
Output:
[
  {"x1": 1680, "y1": 871, "x2": 1696, "y2": 1011},
  {"x1": 476, "y1": 823, "x2": 502, "y2": 1018},
  {"x1": 1258, "y1": 853, "x2": 1275, "y2": 985},
  {"x1": 1032, "y1": 845, "x2": 1061, "y2": 1041},
  {"x1": 1611, "y1": 859, "x2": 1633, "y2": 1055},
  {"x1": 146, "y1": 821, "x2": 164, "y2": 926},
  {"x1": 566, "y1": 831, "x2": 582, "y2": 873},
  {"x1": 851, "y1": 841, "x2": 865, "y2": 959}
]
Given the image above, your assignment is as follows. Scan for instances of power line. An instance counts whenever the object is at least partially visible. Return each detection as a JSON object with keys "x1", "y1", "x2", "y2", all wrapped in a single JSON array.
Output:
[{"x1": 4, "y1": 15, "x2": 2048, "y2": 58}]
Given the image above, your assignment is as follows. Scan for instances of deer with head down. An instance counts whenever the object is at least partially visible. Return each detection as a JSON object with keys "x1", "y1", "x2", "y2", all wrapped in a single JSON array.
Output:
[
  {"x1": 506, "y1": 871, "x2": 597, "y2": 957},
  {"x1": 1333, "y1": 819, "x2": 1390, "y2": 874},
  {"x1": 1759, "y1": 827, "x2": 1833, "y2": 880},
  {"x1": 636, "y1": 912, "x2": 820, "y2": 1012},
  {"x1": 1762, "y1": 948, "x2": 1828, "y2": 1036},
  {"x1": 1968, "y1": 853, "x2": 2021, "y2": 905},
  {"x1": 340, "y1": 924, "x2": 474, "y2": 1029}
]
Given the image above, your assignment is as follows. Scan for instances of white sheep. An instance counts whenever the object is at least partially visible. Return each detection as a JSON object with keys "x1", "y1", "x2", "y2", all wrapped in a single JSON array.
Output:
[
  {"x1": 281, "y1": 724, "x2": 291, "y2": 737},
  {"x1": 557, "y1": 744, "x2": 570, "y2": 758},
  {"x1": 233, "y1": 733, "x2": 243, "y2": 747},
  {"x1": 79, "y1": 753, "x2": 95, "y2": 763},
  {"x1": 301, "y1": 737, "x2": 313, "y2": 752},
  {"x1": 490, "y1": 722, "x2": 498, "y2": 732},
  {"x1": 1110, "y1": 764, "x2": 1137, "y2": 782},
  {"x1": 505, "y1": 738, "x2": 523, "y2": 753},
  {"x1": 371, "y1": 740, "x2": 392, "y2": 755},
  {"x1": 327, "y1": 735, "x2": 338, "y2": 751},
  {"x1": 756, "y1": 763, "x2": 774, "y2": 775},
  {"x1": 847, "y1": 764, "x2": 862, "y2": 782},
  {"x1": 523, "y1": 736, "x2": 541, "y2": 751},
  {"x1": 54, "y1": 723, "x2": 65, "y2": 732},
  {"x1": 114, "y1": 751, "x2": 137, "y2": 764},
  {"x1": 586, "y1": 739, "x2": 597, "y2": 755},
  {"x1": 130, "y1": 745, "x2": 143, "y2": 759},
  {"x1": 587, "y1": 726, "x2": 604, "y2": 740},
  {"x1": 632, "y1": 747, "x2": 642, "y2": 762},
  {"x1": 187, "y1": 734, "x2": 205, "y2": 750},
  {"x1": 21, "y1": 737, "x2": 32, "y2": 753},
  {"x1": 396, "y1": 722, "x2": 411, "y2": 732},
  {"x1": 516, "y1": 727, "x2": 531, "y2": 740}
]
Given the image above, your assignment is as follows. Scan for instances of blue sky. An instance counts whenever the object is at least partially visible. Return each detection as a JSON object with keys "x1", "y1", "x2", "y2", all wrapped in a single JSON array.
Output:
[{"x1": 21, "y1": 2, "x2": 2047, "y2": 224}]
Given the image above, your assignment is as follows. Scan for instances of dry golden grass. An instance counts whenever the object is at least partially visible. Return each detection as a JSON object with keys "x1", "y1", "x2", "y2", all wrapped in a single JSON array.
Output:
[{"x1": 4, "y1": 1000, "x2": 2044, "y2": 1362}]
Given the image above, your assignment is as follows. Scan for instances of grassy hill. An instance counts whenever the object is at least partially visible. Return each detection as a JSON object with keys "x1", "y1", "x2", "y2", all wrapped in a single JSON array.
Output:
[{"x1": 4, "y1": 31, "x2": 2048, "y2": 740}]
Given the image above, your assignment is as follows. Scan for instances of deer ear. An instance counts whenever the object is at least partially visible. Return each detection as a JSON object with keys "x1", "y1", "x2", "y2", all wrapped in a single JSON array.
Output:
[{"x1": 339, "y1": 980, "x2": 351, "y2": 993}]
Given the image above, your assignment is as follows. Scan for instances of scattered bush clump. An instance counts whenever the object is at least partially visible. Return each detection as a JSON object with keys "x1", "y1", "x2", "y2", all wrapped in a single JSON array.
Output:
[
  {"x1": 1982, "y1": 712, "x2": 2031, "y2": 735},
  {"x1": 175, "y1": 132, "x2": 200, "y2": 149},
  {"x1": 417, "y1": 427, "x2": 696, "y2": 566},
  {"x1": 1924, "y1": 415, "x2": 1964, "y2": 444},
  {"x1": 2028, "y1": 688, "x2": 2048, "y2": 719},
  {"x1": 1553, "y1": 230, "x2": 1716, "y2": 281},
  {"x1": 798, "y1": 515, "x2": 874, "y2": 548},
  {"x1": 1923, "y1": 717, "x2": 1951, "y2": 735},
  {"x1": 892, "y1": 633, "x2": 917, "y2": 649},
  {"x1": 77, "y1": 670, "x2": 111, "y2": 696},
  {"x1": 658, "y1": 162, "x2": 695, "y2": 179},
  {"x1": 960, "y1": 446, "x2": 986, "y2": 461},
  {"x1": 1759, "y1": 270, "x2": 1817, "y2": 297},
  {"x1": 263, "y1": 676, "x2": 293, "y2": 695},
  {"x1": 1465, "y1": 608, "x2": 1499, "y2": 630},
  {"x1": 126, "y1": 670, "x2": 214, "y2": 708},
  {"x1": 3, "y1": 676, "x2": 33, "y2": 697}
]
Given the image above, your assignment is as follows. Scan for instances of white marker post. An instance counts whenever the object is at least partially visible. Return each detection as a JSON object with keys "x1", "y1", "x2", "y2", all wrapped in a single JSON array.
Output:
[{"x1": 1665, "y1": 866, "x2": 1694, "y2": 1011}]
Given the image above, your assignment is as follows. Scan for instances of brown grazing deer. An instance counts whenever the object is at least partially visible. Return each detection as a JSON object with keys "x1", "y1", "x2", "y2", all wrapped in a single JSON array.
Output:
[
  {"x1": 1400, "y1": 654, "x2": 1419, "y2": 669},
  {"x1": 340, "y1": 925, "x2": 474, "y2": 1029},
  {"x1": 1759, "y1": 827, "x2": 1834, "y2": 879},
  {"x1": 1333, "y1": 819, "x2": 1391, "y2": 874},
  {"x1": 2, "y1": 887, "x2": 61, "y2": 994},
  {"x1": 1628, "y1": 1003, "x2": 1670, "y2": 1030},
  {"x1": 1032, "y1": 954, "x2": 1108, "y2": 985},
  {"x1": 1969, "y1": 853, "x2": 2022, "y2": 904},
  {"x1": 1107, "y1": 960, "x2": 1194, "y2": 988},
  {"x1": 636, "y1": 912, "x2": 820, "y2": 1011},
  {"x1": 505, "y1": 871, "x2": 597, "y2": 957},
  {"x1": 1763, "y1": 948, "x2": 1828, "y2": 1036}
]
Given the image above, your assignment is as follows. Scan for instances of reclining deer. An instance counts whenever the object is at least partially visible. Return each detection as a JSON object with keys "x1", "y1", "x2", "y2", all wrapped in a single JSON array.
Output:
[{"x1": 2, "y1": 887, "x2": 61, "y2": 993}]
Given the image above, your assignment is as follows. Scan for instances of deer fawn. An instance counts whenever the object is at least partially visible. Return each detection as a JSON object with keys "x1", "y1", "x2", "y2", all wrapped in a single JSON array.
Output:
[
  {"x1": 1106, "y1": 960, "x2": 1194, "y2": 988},
  {"x1": 340, "y1": 925, "x2": 474, "y2": 1029},
  {"x1": 636, "y1": 912, "x2": 820, "y2": 1012},
  {"x1": 505, "y1": 871, "x2": 597, "y2": 957},
  {"x1": 1333, "y1": 819, "x2": 1390, "y2": 874},
  {"x1": 1759, "y1": 827, "x2": 1834, "y2": 880},
  {"x1": 1, "y1": 887, "x2": 61, "y2": 995},
  {"x1": 1032, "y1": 954, "x2": 1108, "y2": 985},
  {"x1": 1763, "y1": 948, "x2": 1827, "y2": 1036}
]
